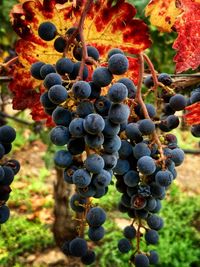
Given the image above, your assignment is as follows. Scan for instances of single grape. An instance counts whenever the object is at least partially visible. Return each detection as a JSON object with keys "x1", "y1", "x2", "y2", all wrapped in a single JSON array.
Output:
[
  {"x1": 145, "y1": 229, "x2": 159, "y2": 244},
  {"x1": 191, "y1": 124, "x2": 200, "y2": 137},
  {"x1": 125, "y1": 123, "x2": 143, "y2": 143},
  {"x1": 134, "y1": 254, "x2": 149, "y2": 267},
  {"x1": 123, "y1": 225, "x2": 136, "y2": 239},
  {"x1": 155, "y1": 170, "x2": 173, "y2": 187},
  {"x1": 118, "y1": 238, "x2": 131, "y2": 253},
  {"x1": 88, "y1": 82, "x2": 101, "y2": 100},
  {"x1": 144, "y1": 75, "x2": 154, "y2": 88},
  {"x1": 123, "y1": 170, "x2": 140, "y2": 187},
  {"x1": 56, "y1": 58, "x2": 74, "y2": 75},
  {"x1": 107, "y1": 48, "x2": 124, "y2": 58},
  {"x1": 170, "y1": 148, "x2": 185, "y2": 166},
  {"x1": 0, "y1": 125, "x2": 16, "y2": 144},
  {"x1": 92, "y1": 170, "x2": 112, "y2": 187},
  {"x1": 87, "y1": 46, "x2": 100, "y2": 61},
  {"x1": 108, "y1": 103, "x2": 130, "y2": 124},
  {"x1": 72, "y1": 81, "x2": 91, "y2": 99},
  {"x1": 139, "y1": 104, "x2": 156, "y2": 118},
  {"x1": 148, "y1": 250, "x2": 159, "y2": 265},
  {"x1": 66, "y1": 27, "x2": 80, "y2": 41},
  {"x1": 83, "y1": 114, "x2": 105, "y2": 135},
  {"x1": 43, "y1": 73, "x2": 62, "y2": 89},
  {"x1": 147, "y1": 214, "x2": 163, "y2": 230},
  {"x1": 54, "y1": 150, "x2": 73, "y2": 168},
  {"x1": 86, "y1": 207, "x2": 106, "y2": 227},
  {"x1": 138, "y1": 119, "x2": 155, "y2": 135},
  {"x1": 85, "y1": 133, "x2": 104, "y2": 148},
  {"x1": 69, "y1": 62, "x2": 88, "y2": 80},
  {"x1": 67, "y1": 137, "x2": 85, "y2": 155},
  {"x1": 76, "y1": 101, "x2": 95, "y2": 118},
  {"x1": 102, "y1": 153, "x2": 118, "y2": 170},
  {"x1": 48, "y1": 85, "x2": 68, "y2": 104},
  {"x1": 49, "y1": 126, "x2": 70, "y2": 146},
  {"x1": 118, "y1": 140, "x2": 133, "y2": 159},
  {"x1": 150, "y1": 182, "x2": 165, "y2": 199},
  {"x1": 85, "y1": 154, "x2": 105, "y2": 174},
  {"x1": 133, "y1": 142, "x2": 151, "y2": 159},
  {"x1": 92, "y1": 67, "x2": 113, "y2": 87},
  {"x1": 40, "y1": 64, "x2": 56, "y2": 79},
  {"x1": 137, "y1": 156, "x2": 156, "y2": 175},
  {"x1": 30, "y1": 61, "x2": 45, "y2": 80},
  {"x1": 69, "y1": 118, "x2": 84, "y2": 137},
  {"x1": 54, "y1": 37, "x2": 67, "y2": 52},
  {"x1": 38, "y1": 21, "x2": 57, "y2": 41},
  {"x1": 117, "y1": 77, "x2": 136, "y2": 98},
  {"x1": 72, "y1": 169, "x2": 91, "y2": 188},
  {"x1": 94, "y1": 96, "x2": 111, "y2": 116},
  {"x1": 70, "y1": 193, "x2": 86, "y2": 212},
  {"x1": 88, "y1": 226, "x2": 105, "y2": 241},
  {"x1": 81, "y1": 250, "x2": 96, "y2": 265},
  {"x1": 69, "y1": 237, "x2": 88, "y2": 257},
  {"x1": 52, "y1": 106, "x2": 72, "y2": 126},
  {"x1": 166, "y1": 115, "x2": 179, "y2": 129},
  {"x1": 103, "y1": 135, "x2": 121, "y2": 154},
  {"x1": 0, "y1": 205, "x2": 10, "y2": 224},
  {"x1": 169, "y1": 94, "x2": 187, "y2": 111},
  {"x1": 103, "y1": 119, "x2": 120, "y2": 137},
  {"x1": 108, "y1": 82, "x2": 128, "y2": 103},
  {"x1": 64, "y1": 165, "x2": 78, "y2": 184},
  {"x1": 108, "y1": 54, "x2": 129, "y2": 75},
  {"x1": 113, "y1": 159, "x2": 130, "y2": 175},
  {"x1": 158, "y1": 73, "x2": 172, "y2": 86},
  {"x1": 190, "y1": 91, "x2": 200, "y2": 104}
]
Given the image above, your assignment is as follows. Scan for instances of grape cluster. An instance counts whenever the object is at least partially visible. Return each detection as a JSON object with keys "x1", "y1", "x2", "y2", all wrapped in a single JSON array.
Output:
[
  {"x1": 0, "y1": 125, "x2": 20, "y2": 224},
  {"x1": 187, "y1": 87, "x2": 200, "y2": 137},
  {"x1": 31, "y1": 20, "x2": 185, "y2": 266}
]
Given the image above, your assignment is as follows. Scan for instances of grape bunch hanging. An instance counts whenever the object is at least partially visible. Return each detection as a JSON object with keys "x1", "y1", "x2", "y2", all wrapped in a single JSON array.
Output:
[
  {"x1": 30, "y1": 16, "x2": 186, "y2": 266},
  {"x1": 0, "y1": 125, "x2": 20, "y2": 225}
]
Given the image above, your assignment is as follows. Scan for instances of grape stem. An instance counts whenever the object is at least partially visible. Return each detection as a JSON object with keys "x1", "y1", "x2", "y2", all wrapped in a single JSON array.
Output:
[
  {"x1": 77, "y1": 0, "x2": 93, "y2": 80},
  {"x1": 136, "y1": 53, "x2": 165, "y2": 169}
]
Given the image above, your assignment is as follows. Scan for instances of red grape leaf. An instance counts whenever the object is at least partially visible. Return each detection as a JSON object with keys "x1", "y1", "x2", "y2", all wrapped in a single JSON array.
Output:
[
  {"x1": 173, "y1": 0, "x2": 200, "y2": 73},
  {"x1": 9, "y1": 0, "x2": 151, "y2": 121},
  {"x1": 185, "y1": 102, "x2": 200, "y2": 125},
  {"x1": 145, "y1": 0, "x2": 181, "y2": 32}
]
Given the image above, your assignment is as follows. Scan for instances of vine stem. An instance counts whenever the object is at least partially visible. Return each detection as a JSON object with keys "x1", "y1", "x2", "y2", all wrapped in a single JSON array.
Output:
[
  {"x1": 77, "y1": 0, "x2": 93, "y2": 80},
  {"x1": 136, "y1": 53, "x2": 165, "y2": 168}
]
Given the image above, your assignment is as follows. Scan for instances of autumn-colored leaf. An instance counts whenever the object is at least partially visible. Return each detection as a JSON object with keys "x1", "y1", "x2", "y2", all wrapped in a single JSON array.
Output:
[
  {"x1": 185, "y1": 102, "x2": 200, "y2": 125},
  {"x1": 173, "y1": 0, "x2": 200, "y2": 73},
  {"x1": 145, "y1": 0, "x2": 181, "y2": 32},
  {"x1": 9, "y1": 0, "x2": 151, "y2": 121}
]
